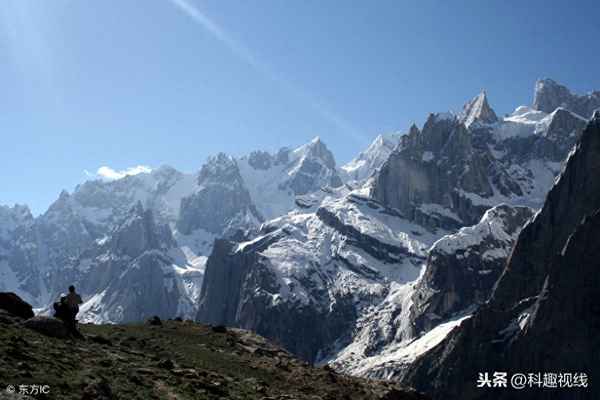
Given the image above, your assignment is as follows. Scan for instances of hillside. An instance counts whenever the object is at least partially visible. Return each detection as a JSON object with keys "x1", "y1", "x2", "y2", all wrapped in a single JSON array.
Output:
[{"x1": 0, "y1": 301, "x2": 426, "y2": 400}]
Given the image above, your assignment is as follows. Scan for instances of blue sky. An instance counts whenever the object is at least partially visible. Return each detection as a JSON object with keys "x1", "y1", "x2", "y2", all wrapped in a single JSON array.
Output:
[{"x1": 2, "y1": 0, "x2": 600, "y2": 215}]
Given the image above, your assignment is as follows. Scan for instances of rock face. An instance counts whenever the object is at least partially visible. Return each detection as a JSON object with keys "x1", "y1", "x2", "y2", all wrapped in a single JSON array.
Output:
[
  {"x1": 176, "y1": 153, "x2": 262, "y2": 236},
  {"x1": 76, "y1": 204, "x2": 192, "y2": 323},
  {"x1": 328, "y1": 204, "x2": 534, "y2": 379},
  {"x1": 371, "y1": 89, "x2": 586, "y2": 231},
  {"x1": 402, "y1": 113, "x2": 600, "y2": 400},
  {"x1": 533, "y1": 78, "x2": 600, "y2": 118},
  {"x1": 197, "y1": 194, "x2": 437, "y2": 363},
  {"x1": 460, "y1": 91, "x2": 498, "y2": 127},
  {"x1": 408, "y1": 205, "x2": 534, "y2": 336},
  {"x1": 0, "y1": 292, "x2": 34, "y2": 319}
]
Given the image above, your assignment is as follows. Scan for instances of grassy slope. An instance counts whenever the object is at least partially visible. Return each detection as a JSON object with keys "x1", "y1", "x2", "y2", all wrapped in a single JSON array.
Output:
[{"x1": 0, "y1": 319, "x2": 427, "y2": 400}]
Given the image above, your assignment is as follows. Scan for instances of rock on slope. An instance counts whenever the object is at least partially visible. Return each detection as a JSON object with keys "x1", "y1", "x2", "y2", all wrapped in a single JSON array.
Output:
[
  {"x1": 402, "y1": 112, "x2": 600, "y2": 400},
  {"x1": 0, "y1": 295, "x2": 427, "y2": 400}
]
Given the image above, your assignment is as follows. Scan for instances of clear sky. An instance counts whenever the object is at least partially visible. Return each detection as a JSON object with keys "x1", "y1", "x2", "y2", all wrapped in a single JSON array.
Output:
[{"x1": 2, "y1": 0, "x2": 600, "y2": 215}]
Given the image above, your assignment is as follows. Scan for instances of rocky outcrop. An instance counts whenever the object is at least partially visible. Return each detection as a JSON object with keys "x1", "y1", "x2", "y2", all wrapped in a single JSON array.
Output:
[
  {"x1": 460, "y1": 91, "x2": 498, "y2": 127},
  {"x1": 0, "y1": 292, "x2": 34, "y2": 320},
  {"x1": 74, "y1": 204, "x2": 193, "y2": 323},
  {"x1": 282, "y1": 137, "x2": 344, "y2": 195},
  {"x1": 177, "y1": 153, "x2": 262, "y2": 235},
  {"x1": 371, "y1": 112, "x2": 494, "y2": 229},
  {"x1": 402, "y1": 112, "x2": 600, "y2": 400},
  {"x1": 533, "y1": 78, "x2": 600, "y2": 118},
  {"x1": 23, "y1": 316, "x2": 70, "y2": 339},
  {"x1": 197, "y1": 233, "x2": 357, "y2": 363}
]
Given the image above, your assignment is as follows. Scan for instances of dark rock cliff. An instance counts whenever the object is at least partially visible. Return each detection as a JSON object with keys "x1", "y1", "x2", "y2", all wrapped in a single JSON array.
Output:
[{"x1": 402, "y1": 112, "x2": 600, "y2": 400}]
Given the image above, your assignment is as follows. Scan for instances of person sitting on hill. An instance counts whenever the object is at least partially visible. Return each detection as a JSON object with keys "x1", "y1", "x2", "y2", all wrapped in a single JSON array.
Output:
[{"x1": 53, "y1": 295, "x2": 70, "y2": 323}]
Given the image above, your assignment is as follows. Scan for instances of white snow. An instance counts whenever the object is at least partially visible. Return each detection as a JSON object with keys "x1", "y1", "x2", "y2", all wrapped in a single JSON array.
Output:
[
  {"x1": 422, "y1": 151, "x2": 434, "y2": 162},
  {"x1": 333, "y1": 313, "x2": 471, "y2": 378},
  {"x1": 342, "y1": 133, "x2": 402, "y2": 182}
]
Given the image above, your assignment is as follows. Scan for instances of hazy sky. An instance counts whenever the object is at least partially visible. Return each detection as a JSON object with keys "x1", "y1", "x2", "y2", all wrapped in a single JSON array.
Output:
[{"x1": 2, "y1": 0, "x2": 600, "y2": 214}]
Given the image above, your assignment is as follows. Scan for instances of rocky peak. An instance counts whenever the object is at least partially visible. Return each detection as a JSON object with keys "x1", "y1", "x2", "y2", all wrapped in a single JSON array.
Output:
[
  {"x1": 0, "y1": 204, "x2": 33, "y2": 238},
  {"x1": 402, "y1": 113, "x2": 600, "y2": 399},
  {"x1": 178, "y1": 154, "x2": 261, "y2": 235},
  {"x1": 533, "y1": 78, "x2": 600, "y2": 118},
  {"x1": 198, "y1": 153, "x2": 242, "y2": 187},
  {"x1": 342, "y1": 133, "x2": 402, "y2": 182},
  {"x1": 247, "y1": 150, "x2": 273, "y2": 170},
  {"x1": 111, "y1": 202, "x2": 174, "y2": 258},
  {"x1": 285, "y1": 137, "x2": 343, "y2": 194},
  {"x1": 292, "y1": 136, "x2": 337, "y2": 170},
  {"x1": 460, "y1": 90, "x2": 498, "y2": 127},
  {"x1": 533, "y1": 78, "x2": 574, "y2": 113}
]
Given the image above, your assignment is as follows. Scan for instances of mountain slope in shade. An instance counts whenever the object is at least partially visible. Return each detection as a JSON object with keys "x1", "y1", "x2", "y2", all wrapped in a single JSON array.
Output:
[{"x1": 402, "y1": 112, "x2": 600, "y2": 400}]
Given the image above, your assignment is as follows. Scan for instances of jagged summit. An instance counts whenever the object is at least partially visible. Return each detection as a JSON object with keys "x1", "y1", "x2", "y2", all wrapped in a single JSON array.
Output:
[
  {"x1": 341, "y1": 132, "x2": 402, "y2": 182},
  {"x1": 460, "y1": 90, "x2": 498, "y2": 127},
  {"x1": 533, "y1": 77, "x2": 600, "y2": 118},
  {"x1": 291, "y1": 136, "x2": 337, "y2": 170}
]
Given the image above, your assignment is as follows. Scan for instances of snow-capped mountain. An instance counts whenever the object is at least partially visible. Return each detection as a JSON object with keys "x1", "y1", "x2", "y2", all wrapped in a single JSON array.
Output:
[
  {"x1": 76, "y1": 203, "x2": 202, "y2": 323},
  {"x1": 533, "y1": 78, "x2": 600, "y2": 118},
  {"x1": 0, "y1": 136, "x2": 346, "y2": 322},
  {"x1": 1, "y1": 78, "x2": 598, "y2": 386},
  {"x1": 328, "y1": 204, "x2": 534, "y2": 379},
  {"x1": 371, "y1": 90, "x2": 586, "y2": 231},
  {"x1": 196, "y1": 79, "x2": 598, "y2": 376},
  {"x1": 197, "y1": 193, "x2": 444, "y2": 362},
  {"x1": 341, "y1": 133, "x2": 403, "y2": 183}
]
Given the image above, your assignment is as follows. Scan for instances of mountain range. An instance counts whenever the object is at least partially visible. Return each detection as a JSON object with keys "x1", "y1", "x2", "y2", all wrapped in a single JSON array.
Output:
[{"x1": 1, "y1": 77, "x2": 599, "y2": 399}]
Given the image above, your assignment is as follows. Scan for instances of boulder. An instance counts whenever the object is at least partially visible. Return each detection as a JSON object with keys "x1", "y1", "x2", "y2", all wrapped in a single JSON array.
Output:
[
  {"x1": 0, "y1": 292, "x2": 34, "y2": 319},
  {"x1": 22, "y1": 316, "x2": 70, "y2": 339},
  {"x1": 146, "y1": 315, "x2": 162, "y2": 326}
]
